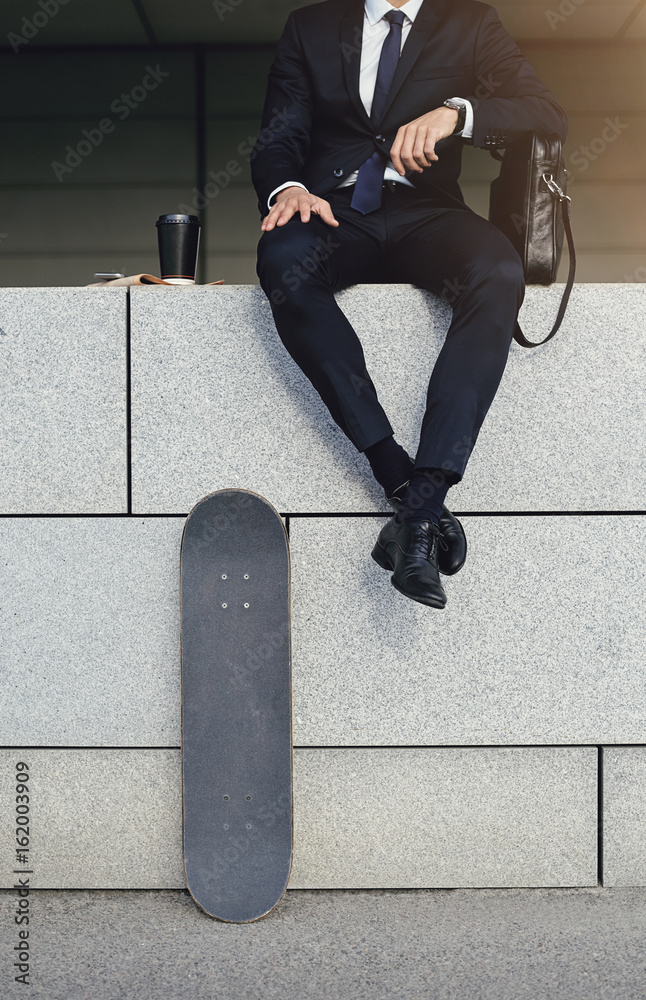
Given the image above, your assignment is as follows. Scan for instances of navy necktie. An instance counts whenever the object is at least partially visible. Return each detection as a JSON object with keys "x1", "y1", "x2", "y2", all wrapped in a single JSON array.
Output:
[{"x1": 351, "y1": 9, "x2": 406, "y2": 215}]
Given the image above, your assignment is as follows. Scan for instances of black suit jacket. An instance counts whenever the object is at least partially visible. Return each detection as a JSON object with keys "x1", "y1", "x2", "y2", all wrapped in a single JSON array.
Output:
[{"x1": 251, "y1": 0, "x2": 568, "y2": 215}]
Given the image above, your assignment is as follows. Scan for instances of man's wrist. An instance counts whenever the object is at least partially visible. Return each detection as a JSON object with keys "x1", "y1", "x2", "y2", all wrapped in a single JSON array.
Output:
[
  {"x1": 268, "y1": 181, "x2": 309, "y2": 209},
  {"x1": 444, "y1": 106, "x2": 461, "y2": 132},
  {"x1": 275, "y1": 185, "x2": 308, "y2": 202},
  {"x1": 443, "y1": 100, "x2": 466, "y2": 134},
  {"x1": 444, "y1": 98, "x2": 473, "y2": 139}
]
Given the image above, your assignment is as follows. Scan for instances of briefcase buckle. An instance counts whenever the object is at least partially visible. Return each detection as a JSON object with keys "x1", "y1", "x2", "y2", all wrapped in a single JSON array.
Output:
[{"x1": 542, "y1": 172, "x2": 571, "y2": 203}]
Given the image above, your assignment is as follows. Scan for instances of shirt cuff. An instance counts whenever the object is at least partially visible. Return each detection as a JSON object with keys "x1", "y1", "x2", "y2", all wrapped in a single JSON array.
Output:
[
  {"x1": 268, "y1": 181, "x2": 309, "y2": 209},
  {"x1": 449, "y1": 98, "x2": 474, "y2": 140}
]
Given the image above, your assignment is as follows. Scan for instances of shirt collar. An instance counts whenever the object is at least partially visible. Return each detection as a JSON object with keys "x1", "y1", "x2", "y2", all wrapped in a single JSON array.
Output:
[{"x1": 365, "y1": 0, "x2": 425, "y2": 27}]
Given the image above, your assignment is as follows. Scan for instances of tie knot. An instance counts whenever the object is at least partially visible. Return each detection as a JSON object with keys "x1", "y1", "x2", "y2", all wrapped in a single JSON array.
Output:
[{"x1": 385, "y1": 9, "x2": 406, "y2": 28}]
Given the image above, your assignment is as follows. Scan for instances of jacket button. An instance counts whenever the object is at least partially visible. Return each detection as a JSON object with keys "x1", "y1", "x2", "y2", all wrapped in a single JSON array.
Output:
[
  {"x1": 375, "y1": 134, "x2": 386, "y2": 144},
  {"x1": 333, "y1": 168, "x2": 344, "y2": 178}
]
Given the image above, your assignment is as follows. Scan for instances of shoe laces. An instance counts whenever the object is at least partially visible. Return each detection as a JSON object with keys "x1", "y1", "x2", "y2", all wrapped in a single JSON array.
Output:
[{"x1": 409, "y1": 520, "x2": 445, "y2": 560}]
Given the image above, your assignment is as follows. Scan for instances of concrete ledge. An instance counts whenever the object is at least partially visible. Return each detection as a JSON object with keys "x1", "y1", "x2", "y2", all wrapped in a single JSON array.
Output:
[
  {"x1": 130, "y1": 283, "x2": 646, "y2": 514},
  {"x1": 602, "y1": 747, "x2": 646, "y2": 887},
  {"x1": 0, "y1": 288, "x2": 127, "y2": 513},
  {"x1": 3, "y1": 284, "x2": 643, "y2": 514},
  {"x1": 1, "y1": 515, "x2": 643, "y2": 747},
  {"x1": 0, "y1": 748, "x2": 597, "y2": 889}
]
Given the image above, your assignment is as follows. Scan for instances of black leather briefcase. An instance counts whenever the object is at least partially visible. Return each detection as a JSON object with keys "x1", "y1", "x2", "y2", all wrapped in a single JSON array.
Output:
[{"x1": 489, "y1": 132, "x2": 576, "y2": 348}]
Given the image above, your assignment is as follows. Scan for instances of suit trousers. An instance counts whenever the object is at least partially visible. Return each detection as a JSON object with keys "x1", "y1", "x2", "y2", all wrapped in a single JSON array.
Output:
[{"x1": 256, "y1": 182, "x2": 525, "y2": 479}]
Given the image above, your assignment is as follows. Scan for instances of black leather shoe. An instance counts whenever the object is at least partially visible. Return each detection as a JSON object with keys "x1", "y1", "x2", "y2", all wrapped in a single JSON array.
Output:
[
  {"x1": 385, "y1": 482, "x2": 467, "y2": 577},
  {"x1": 371, "y1": 515, "x2": 447, "y2": 609}
]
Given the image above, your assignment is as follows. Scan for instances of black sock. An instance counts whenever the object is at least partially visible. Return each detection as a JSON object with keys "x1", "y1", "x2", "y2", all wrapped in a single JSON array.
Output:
[
  {"x1": 363, "y1": 435, "x2": 414, "y2": 498},
  {"x1": 396, "y1": 467, "x2": 458, "y2": 526}
]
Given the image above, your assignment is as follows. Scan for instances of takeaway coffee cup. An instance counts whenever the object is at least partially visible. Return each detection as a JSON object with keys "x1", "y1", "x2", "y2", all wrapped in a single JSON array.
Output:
[{"x1": 156, "y1": 214, "x2": 201, "y2": 284}]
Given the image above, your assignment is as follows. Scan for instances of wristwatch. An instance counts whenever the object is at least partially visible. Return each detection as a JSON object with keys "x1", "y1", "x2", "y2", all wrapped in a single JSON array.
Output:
[{"x1": 443, "y1": 99, "x2": 467, "y2": 134}]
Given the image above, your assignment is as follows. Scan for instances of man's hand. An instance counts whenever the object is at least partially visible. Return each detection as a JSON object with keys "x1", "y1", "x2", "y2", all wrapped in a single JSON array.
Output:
[
  {"x1": 390, "y1": 106, "x2": 459, "y2": 176},
  {"x1": 261, "y1": 187, "x2": 339, "y2": 232}
]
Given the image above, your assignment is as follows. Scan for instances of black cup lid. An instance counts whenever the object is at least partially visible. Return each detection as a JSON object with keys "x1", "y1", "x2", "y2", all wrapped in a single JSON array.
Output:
[{"x1": 156, "y1": 214, "x2": 201, "y2": 225}]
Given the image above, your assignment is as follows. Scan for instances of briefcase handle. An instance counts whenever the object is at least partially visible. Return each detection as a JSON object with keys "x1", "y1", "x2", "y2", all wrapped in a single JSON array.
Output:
[{"x1": 513, "y1": 174, "x2": 577, "y2": 349}]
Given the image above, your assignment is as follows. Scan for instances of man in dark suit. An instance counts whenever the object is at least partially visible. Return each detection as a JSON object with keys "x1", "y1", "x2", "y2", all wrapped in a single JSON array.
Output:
[{"x1": 252, "y1": 0, "x2": 567, "y2": 609}]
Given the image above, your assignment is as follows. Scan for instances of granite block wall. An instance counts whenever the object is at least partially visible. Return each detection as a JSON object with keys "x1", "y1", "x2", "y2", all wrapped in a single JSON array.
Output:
[{"x1": 0, "y1": 284, "x2": 644, "y2": 887}]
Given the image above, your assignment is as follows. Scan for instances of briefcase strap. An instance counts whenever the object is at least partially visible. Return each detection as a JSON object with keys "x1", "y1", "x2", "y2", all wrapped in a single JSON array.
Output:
[{"x1": 514, "y1": 174, "x2": 576, "y2": 349}]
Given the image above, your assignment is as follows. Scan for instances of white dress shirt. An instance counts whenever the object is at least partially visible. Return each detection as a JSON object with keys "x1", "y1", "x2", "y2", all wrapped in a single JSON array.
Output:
[{"x1": 267, "y1": 0, "x2": 473, "y2": 208}]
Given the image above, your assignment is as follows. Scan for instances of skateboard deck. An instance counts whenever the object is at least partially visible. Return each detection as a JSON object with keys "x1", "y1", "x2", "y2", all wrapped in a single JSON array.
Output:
[{"x1": 180, "y1": 489, "x2": 293, "y2": 922}]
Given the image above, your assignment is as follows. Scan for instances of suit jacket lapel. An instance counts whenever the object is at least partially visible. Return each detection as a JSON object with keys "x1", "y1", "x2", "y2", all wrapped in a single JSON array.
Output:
[
  {"x1": 379, "y1": 0, "x2": 445, "y2": 122},
  {"x1": 341, "y1": 0, "x2": 371, "y2": 127}
]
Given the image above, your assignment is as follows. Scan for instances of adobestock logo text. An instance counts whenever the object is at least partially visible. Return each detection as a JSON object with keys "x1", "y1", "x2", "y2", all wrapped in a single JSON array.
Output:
[
  {"x1": 51, "y1": 65, "x2": 170, "y2": 182},
  {"x1": 8, "y1": 0, "x2": 70, "y2": 52}
]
